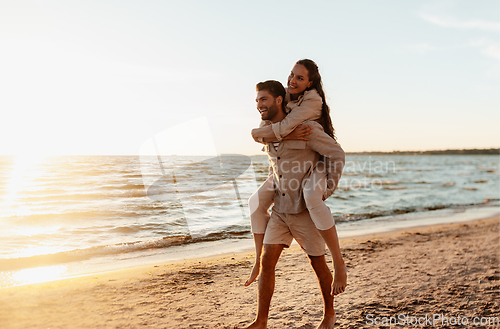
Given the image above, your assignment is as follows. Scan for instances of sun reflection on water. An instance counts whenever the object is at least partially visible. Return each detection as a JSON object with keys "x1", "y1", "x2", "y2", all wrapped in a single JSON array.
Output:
[
  {"x1": 2, "y1": 154, "x2": 49, "y2": 211},
  {"x1": 11, "y1": 245, "x2": 63, "y2": 259},
  {"x1": 11, "y1": 265, "x2": 68, "y2": 285}
]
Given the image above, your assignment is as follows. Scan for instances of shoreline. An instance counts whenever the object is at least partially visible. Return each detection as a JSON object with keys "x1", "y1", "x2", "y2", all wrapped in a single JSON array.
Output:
[
  {"x1": 2, "y1": 205, "x2": 499, "y2": 289},
  {"x1": 1, "y1": 214, "x2": 499, "y2": 328}
]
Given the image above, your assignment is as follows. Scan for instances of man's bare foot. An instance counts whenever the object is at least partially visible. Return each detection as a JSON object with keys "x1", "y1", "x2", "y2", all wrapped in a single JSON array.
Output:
[
  {"x1": 332, "y1": 264, "x2": 347, "y2": 295},
  {"x1": 244, "y1": 262, "x2": 260, "y2": 286},
  {"x1": 317, "y1": 313, "x2": 337, "y2": 329},
  {"x1": 243, "y1": 319, "x2": 266, "y2": 329}
]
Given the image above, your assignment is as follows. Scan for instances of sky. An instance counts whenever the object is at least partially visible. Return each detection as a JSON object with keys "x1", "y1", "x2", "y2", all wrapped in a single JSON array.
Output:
[{"x1": 0, "y1": 0, "x2": 499, "y2": 155}]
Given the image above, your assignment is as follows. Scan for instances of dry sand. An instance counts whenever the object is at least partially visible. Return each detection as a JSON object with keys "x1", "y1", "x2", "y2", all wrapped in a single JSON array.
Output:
[{"x1": 1, "y1": 215, "x2": 499, "y2": 328}]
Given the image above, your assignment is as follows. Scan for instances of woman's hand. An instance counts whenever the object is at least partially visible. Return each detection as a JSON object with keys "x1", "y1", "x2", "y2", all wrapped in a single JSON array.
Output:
[{"x1": 283, "y1": 124, "x2": 313, "y2": 141}]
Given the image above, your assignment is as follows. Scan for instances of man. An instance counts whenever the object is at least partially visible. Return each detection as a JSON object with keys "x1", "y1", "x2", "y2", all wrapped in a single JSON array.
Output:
[{"x1": 244, "y1": 80, "x2": 346, "y2": 329}]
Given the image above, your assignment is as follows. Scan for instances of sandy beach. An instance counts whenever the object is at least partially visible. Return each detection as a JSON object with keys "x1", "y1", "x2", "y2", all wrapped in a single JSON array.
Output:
[{"x1": 1, "y1": 215, "x2": 499, "y2": 329}]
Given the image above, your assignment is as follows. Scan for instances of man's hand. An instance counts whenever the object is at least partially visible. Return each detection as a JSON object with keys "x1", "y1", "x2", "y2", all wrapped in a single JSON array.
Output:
[{"x1": 283, "y1": 124, "x2": 312, "y2": 141}]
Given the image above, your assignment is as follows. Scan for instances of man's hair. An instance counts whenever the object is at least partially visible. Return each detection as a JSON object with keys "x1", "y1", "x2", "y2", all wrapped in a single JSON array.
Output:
[{"x1": 256, "y1": 80, "x2": 286, "y2": 101}]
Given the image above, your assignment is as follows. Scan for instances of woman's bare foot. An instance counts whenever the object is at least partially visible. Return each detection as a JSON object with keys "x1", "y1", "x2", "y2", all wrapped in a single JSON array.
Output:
[
  {"x1": 244, "y1": 262, "x2": 260, "y2": 286},
  {"x1": 332, "y1": 264, "x2": 347, "y2": 295},
  {"x1": 317, "y1": 313, "x2": 337, "y2": 329}
]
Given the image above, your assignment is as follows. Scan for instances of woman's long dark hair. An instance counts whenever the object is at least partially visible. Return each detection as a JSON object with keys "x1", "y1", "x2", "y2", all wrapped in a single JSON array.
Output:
[{"x1": 296, "y1": 59, "x2": 336, "y2": 140}]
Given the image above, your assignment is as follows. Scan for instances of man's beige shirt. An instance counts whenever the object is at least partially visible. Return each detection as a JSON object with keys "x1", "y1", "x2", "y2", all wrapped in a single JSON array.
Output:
[{"x1": 264, "y1": 121, "x2": 345, "y2": 214}]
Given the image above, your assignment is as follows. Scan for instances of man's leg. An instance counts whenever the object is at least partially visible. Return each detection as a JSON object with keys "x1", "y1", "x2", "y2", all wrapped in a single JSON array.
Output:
[
  {"x1": 286, "y1": 210, "x2": 342, "y2": 328},
  {"x1": 309, "y1": 255, "x2": 336, "y2": 329},
  {"x1": 245, "y1": 244, "x2": 284, "y2": 329},
  {"x1": 303, "y1": 168, "x2": 347, "y2": 296}
]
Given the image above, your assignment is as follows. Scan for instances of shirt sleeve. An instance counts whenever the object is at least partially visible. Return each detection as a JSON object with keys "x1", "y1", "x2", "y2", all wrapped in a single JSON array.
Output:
[
  {"x1": 252, "y1": 120, "x2": 274, "y2": 143},
  {"x1": 306, "y1": 122, "x2": 345, "y2": 199},
  {"x1": 259, "y1": 120, "x2": 270, "y2": 128},
  {"x1": 251, "y1": 121, "x2": 277, "y2": 142},
  {"x1": 271, "y1": 89, "x2": 323, "y2": 141}
]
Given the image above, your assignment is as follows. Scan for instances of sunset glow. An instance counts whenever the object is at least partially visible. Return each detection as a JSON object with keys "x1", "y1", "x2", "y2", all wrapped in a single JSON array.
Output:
[{"x1": 0, "y1": 1, "x2": 498, "y2": 156}]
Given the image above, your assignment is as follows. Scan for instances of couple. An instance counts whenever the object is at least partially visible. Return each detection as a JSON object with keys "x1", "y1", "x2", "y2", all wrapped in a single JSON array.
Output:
[{"x1": 243, "y1": 59, "x2": 347, "y2": 329}]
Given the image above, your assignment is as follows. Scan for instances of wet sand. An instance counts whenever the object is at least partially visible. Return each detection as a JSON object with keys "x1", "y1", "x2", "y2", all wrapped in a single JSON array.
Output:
[{"x1": 1, "y1": 215, "x2": 499, "y2": 328}]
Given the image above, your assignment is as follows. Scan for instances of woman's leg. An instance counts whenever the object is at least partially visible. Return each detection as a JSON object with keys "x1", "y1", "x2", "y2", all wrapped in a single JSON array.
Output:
[
  {"x1": 245, "y1": 176, "x2": 275, "y2": 286},
  {"x1": 303, "y1": 163, "x2": 347, "y2": 295},
  {"x1": 303, "y1": 162, "x2": 334, "y2": 231},
  {"x1": 319, "y1": 225, "x2": 347, "y2": 296}
]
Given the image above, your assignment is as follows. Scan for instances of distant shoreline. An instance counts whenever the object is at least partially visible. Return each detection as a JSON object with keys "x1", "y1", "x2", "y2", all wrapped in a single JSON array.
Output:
[
  {"x1": 0, "y1": 148, "x2": 498, "y2": 157},
  {"x1": 346, "y1": 148, "x2": 500, "y2": 155}
]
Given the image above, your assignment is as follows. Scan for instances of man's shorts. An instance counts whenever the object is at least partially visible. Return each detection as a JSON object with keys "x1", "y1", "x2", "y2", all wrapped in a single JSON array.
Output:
[{"x1": 263, "y1": 208, "x2": 326, "y2": 256}]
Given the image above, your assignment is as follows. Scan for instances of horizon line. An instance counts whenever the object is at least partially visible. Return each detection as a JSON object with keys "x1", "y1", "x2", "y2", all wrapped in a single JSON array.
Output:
[{"x1": 0, "y1": 147, "x2": 498, "y2": 157}]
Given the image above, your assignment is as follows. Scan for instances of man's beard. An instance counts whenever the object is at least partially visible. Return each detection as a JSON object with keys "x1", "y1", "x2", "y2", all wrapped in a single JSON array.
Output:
[{"x1": 260, "y1": 102, "x2": 279, "y2": 121}]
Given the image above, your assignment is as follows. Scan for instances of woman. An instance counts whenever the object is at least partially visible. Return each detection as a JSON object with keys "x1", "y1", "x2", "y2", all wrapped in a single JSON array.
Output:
[{"x1": 246, "y1": 59, "x2": 347, "y2": 297}]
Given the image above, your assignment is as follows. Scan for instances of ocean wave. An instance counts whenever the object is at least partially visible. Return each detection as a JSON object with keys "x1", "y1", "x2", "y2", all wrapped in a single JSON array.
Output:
[
  {"x1": 0, "y1": 154, "x2": 498, "y2": 273},
  {"x1": 333, "y1": 202, "x2": 494, "y2": 223},
  {"x1": 5, "y1": 209, "x2": 149, "y2": 223},
  {"x1": 17, "y1": 189, "x2": 147, "y2": 203},
  {"x1": 123, "y1": 174, "x2": 144, "y2": 178},
  {"x1": 100, "y1": 184, "x2": 145, "y2": 190},
  {"x1": 0, "y1": 228, "x2": 251, "y2": 271}
]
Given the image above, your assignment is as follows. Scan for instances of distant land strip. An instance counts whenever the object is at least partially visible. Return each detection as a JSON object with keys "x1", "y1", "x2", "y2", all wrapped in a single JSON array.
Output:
[{"x1": 347, "y1": 148, "x2": 500, "y2": 155}]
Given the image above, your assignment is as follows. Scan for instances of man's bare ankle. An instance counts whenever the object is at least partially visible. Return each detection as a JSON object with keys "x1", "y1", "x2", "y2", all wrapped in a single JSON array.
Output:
[
  {"x1": 244, "y1": 318, "x2": 267, "y2": 329},
  {"x1": 324, "y1": 309, "x2": 335, "y2": 317},
  {"x1": 333, "y1": 262, "x2": 346, "y2": 269}
]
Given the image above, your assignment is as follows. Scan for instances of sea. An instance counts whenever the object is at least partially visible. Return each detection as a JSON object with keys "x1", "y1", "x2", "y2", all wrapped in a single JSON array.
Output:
[{"x1": 0, "y1": 154, "x2": 498, "y2": 287}]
